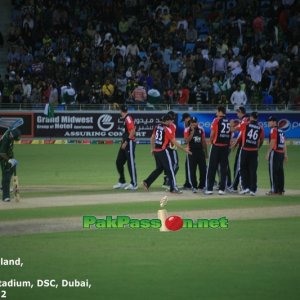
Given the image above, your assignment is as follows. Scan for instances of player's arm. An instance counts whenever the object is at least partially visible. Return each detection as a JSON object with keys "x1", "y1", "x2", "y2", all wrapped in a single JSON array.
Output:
[
  {"x1": 170, "y1": 137, "x2": 192, "y2": 155},
  {"x1": 209, "y1": 129, "x2": 215, "y2": 145},
  {"x1": 265, "y1": 138, "x2": 275, "y2": 160},
  {"x1": 0, "y1": 151, "x2": 18, "y2": 167},
  {"x1": 0, "y1": 138, "x2": 10, "y2": 160},
  {"x1": 121, "y1": 117, "x2": 135, "y2": 149},
  {"x1": 150, "y1": 132, "x2": 155, "y2": 154},
  {"x1": 284, "y1": 144, "x2": 288, "y2": 162},
  {"x1": 166, "y1": 129, "x2": 191, "y2": 154},
  {"x1": 230, "y1": 119, "x2": 241, "y2": 132},
  {"x1": 0, "y1": 152, "x2": 9, "y2": 160},
  {"x1": 210, "y1": 118, "x2": 218, "y2": 144},
  {"x1": 231, "y1": 131, "x2": 241, "y2": 149},
  {"x1": 201, "y1": 130, "x2": 208, "y2": 158},
  {"x1": 184, "y1": 127, "x2": 194, "y2": 143},
  {"x1": 258, "y1": 128, "x2": 265, "y2": 149},
  {"x1": 128, "y1": 127, "x2": 135, "y2": 140},
  {"x1": 126, "y1": 116, "x2": 135, "y2": 140}
]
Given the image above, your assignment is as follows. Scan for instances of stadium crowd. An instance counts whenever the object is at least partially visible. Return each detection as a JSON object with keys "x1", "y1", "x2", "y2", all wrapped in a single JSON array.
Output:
[{"x1": 0, "y1": 0, "x2": 299, "y2": 107}]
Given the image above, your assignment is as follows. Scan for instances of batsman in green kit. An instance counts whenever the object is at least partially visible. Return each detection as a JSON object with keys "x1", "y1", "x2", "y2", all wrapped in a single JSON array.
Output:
[{"x1": 0, "y1": 128, "x2": 20, "y2": 202}]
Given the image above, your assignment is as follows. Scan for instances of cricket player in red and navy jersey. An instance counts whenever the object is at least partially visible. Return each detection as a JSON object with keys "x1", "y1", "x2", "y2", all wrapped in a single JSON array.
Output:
[
  {"x1": 234, "y1": 112, "x2": 264, "y2": 196},
  {"x1": 181, "y1": 113, "x2": 192, "y2": 189},
  {"x1": 162, "y1": 111, "x2": 179, "y2": 188},
  {"x1": 184, "y1": 116, "x2": 207, "y2": 193},
  {"x1": 143, "y1": 115, "x2": 191, "y2": 194},
  {"x1": 265, "y1": 116, "x2": 287, "y2": 195},
  {"x1": 205, "y1": 105, "x2": 232, "y2": 195},
  {"x1": 113, "y1": 105, "x2": 138, "y2": 190},
  {"x1": 230, "y1": 106, "x2": 249, "y2": 192}
]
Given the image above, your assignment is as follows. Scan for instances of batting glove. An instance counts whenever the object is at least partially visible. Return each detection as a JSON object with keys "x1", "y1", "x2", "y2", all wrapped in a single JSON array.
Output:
[{"x1": 8, "y1": 159, "x2": 18, "y2": 168}]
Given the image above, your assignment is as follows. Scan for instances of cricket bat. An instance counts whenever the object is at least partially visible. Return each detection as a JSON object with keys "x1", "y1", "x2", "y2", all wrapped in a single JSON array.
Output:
[{"x1": 13, "y1": 167, "x2": 20, "y2": 202}]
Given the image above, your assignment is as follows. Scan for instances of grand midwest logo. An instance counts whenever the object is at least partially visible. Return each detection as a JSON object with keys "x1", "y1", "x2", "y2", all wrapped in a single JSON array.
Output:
[{"x1": 83, "y1": 215, "x2": 229, "y2": 231}]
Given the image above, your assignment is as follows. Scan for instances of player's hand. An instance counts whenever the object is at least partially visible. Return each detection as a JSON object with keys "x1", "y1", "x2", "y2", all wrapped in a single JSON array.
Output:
[
  {"x1": 230, "y1": 140, "x2": 237, "y2": 150},
  {"x1": 284, "y1": 155, "x2": 288, "y2": 162},
  {"x1": 185, "y1": 148, "x2": 192, "y2": 155},
  {"x1": 265, "y1": 153, "x2": 269, "y2": 160},
  {"x1": 121, "y1": 141, "x2": 127, "y2": 150},
  {"x1": 8, "y1": 158, "x2": 18, "y2": 167}
]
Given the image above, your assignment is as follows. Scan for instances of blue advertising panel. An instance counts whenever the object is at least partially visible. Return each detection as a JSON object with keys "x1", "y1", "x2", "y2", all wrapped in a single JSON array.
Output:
[{"x1": 176, "y1": 112, "x2": 300, "y2": 139}]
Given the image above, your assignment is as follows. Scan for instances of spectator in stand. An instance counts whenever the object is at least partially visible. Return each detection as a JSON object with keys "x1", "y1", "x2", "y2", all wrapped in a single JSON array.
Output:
[
  {"x1": 21, "y1": 23, "x2": 33, "y2": 48},
  {"x1": 7, "y1": 47, "x2": 20, "y2": 64},
  {"x1": 186, "y1": 23, "x2": 198, "y2": 43},
  {"x1": 11, "y1": 81, "x2": 22, "y2": 103},
  {"x1": 228, "y1": 56, "x2": 243, "y2": 80},
  {"x1": 126, "y1": 39, "x2": 140, "y2": 59},
  {"x1": 2, "y1": 0, "x2": 299, "y2": 108},
  {"x1": 264, "y1": 55, "x2": 279, "y2": 75},
  {"x1": 149, "y1": 63, "x2": 162, "y2": 92},
  {"x1": 61, "y1": 82, "x2": 76, "y2": 104},
  {"x1": 77, "y1": 89, "x2": 90, "y2": 104},
  {"x1": 49, "y1": 82, "x2": 58, "y2": 105},
  {"x1": 247, "y1": 55, "x2": 264, "y2": 84},
  {"x1": 178, "y1": 84, "x2": 190, "y2": 105},
  {"x1": 30, "y1": 80, "x2": 42, "y2": 103},
  {"x1": 126, "y1": 78, "x2": 137, "y2": 101},
  {"x1": 7, "y1": 23, "x2": 21, "y2": 44},
  {"x1": 41, "y1": 81, "x2": 51, "y2": 104},
  {"x1": 195, "y1": 71, "x2": 212, "y2": 104},
  {"x1": 177, "y1": 15, "x2": 188, "y2": 31},
  {"x1": 253, "y1": 14, "x2": 264, "y2": 44},
  {"x1": 119, "y1": 16, "x2": 129, "y2": 39},
  {"x1": 115, "y1": 73, "x2": 127, "y2": 103},
  {"x1": 230, "y1": 84, "x2": 248, "y2": 108},
  {"x1": 22, "y1": 13, "x2": 34, "y2": 30},
  {"x1": 212, "y1": 52, "x2": 227, "y2": 78},
  {"x1": 160, "y1": 8, "x2": 172, "y2": 27},
  {"x1": 131, "y1": 85, "x2": 147, "y2": 104},
  {"x1": 169, "y1": 52, "x2": 182, "y2": 83},
  {"x1": 102, "y1": 79, "x2": 115, "y2": 103},
  {"x1": 22, "y1": 79, "x2": 32, "y2": 102}
]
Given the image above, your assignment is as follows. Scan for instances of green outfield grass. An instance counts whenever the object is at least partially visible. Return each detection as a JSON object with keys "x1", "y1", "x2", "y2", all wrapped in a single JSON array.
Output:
[
  {"x1": 1, "y1": 218, "x2": 300, "y2": 300},
  {"x1": 14, "y1": 144, "x2": 299, "y2": 196},
  {"x1": 1, "y1": 144, "x2": 299, "y2": 300},
  {"x1": 0, "y1": 195, "x2": 299, "y2": 222}
]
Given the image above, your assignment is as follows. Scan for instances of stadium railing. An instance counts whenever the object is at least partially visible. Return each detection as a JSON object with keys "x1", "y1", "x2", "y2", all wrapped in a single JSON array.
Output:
[{"x1": 0, "y1": 103, "x2": 299, "y2": 112}]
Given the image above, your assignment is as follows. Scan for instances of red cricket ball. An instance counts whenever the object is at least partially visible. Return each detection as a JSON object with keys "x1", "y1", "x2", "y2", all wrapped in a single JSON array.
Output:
[{"x1": 165, "y1": 216, "x2": 183, "y2": 231}]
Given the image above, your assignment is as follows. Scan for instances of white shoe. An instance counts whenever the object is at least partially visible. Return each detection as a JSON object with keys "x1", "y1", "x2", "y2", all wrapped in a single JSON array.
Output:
[
  {"x1": 218, "y1": 190, "x2": 226, "y2": 195},
  {"x1": 124, "y1": 184, "x2": 138, "y2": 190},
  {"x1": 3, "y1": 198, "x2": 10, "y2": 202},
  {"x1": 205, "y1": 190, "x2": 213, "y2": 195},
  {"x1": 170, "y1": 188, "x2": 183, "y2": 194},
  {"x1": 113, "y1": 182, "x2": 127, "y2": 189},
  {"x1": 192, "y1": 188, "x2": 198, "y2": 193},
  {"x1": 239, "y1": 188, "x2": 250, "y2": 195},
  {"x1": 250, "y1": 191, "x2": 256, "y2": 196},
  {"x1": 227, "y1": 187, "x2": 238, "y2": 193}
]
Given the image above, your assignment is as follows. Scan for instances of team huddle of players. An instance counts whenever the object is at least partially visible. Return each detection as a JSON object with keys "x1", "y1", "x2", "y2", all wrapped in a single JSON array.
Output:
[{"x1": 113, "y1": 105, "x2": 287, "y2": 196}]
